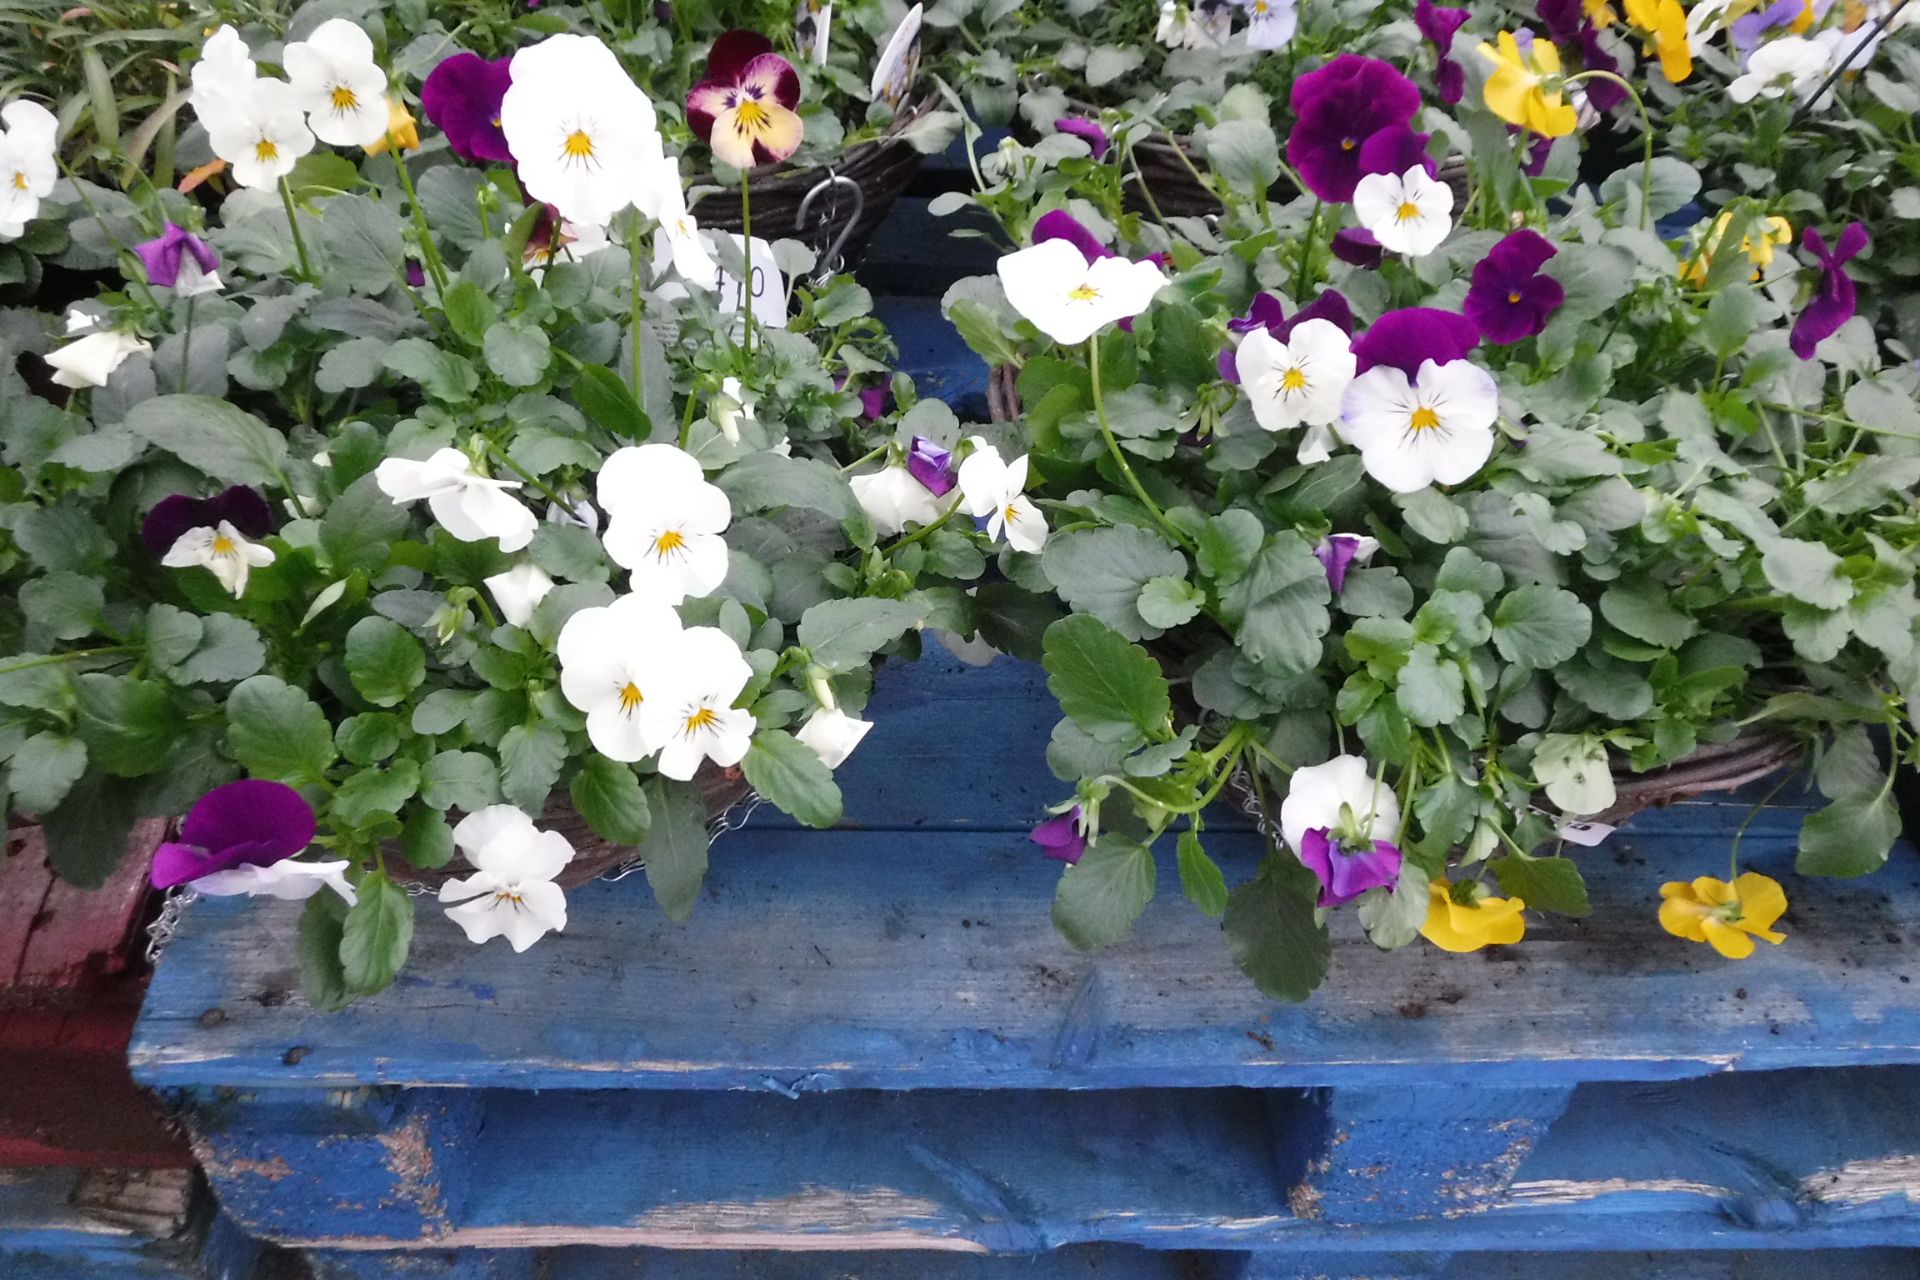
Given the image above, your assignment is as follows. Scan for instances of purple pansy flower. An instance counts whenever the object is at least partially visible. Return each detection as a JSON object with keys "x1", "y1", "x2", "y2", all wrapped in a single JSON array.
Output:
[
  {"x1": 421, "y1": 52, "x2": 515, "y2": 164},
  {"x1": 405, "y1": 260, "x2": 427, "y2": 288},
  {"x1": 1357, "y1": 123, "x2": 1439, "y2": 184},
  {"x1": 150, "y1": 780, "x2": 318, "y2": 890},
  {"x1": 1351, "y1": 307, "x2": 1481, "y2": 377},
  {"x1": 1416, "y1": 0, "x2": 1471, "y2": 104},
  {"x1": 1331, "y1": 227, "x2": 1385, "y2": 269},
  {"x1": 134, "y1": 224, "x2": 219, "y2": 292},
  {"x1": 1314, "y1": 533, "x2": 1379, "y2": 593},
  {"x1": 1464, "y1": 229, "x2": 1565, "y2": 344},
  {"x1": 907, "y1": 436, "x2": 957, "y2": 496},
  {"x1": 1536, "y1": 0, "x2": 1583, "y2": 43},
  {"x1": 1287, "y1": 55, "x2": 1422, "y2": 203},
  {"x1": 1790, "y1": 222, "x2": 1870, "y2": 360},
  {"x1": 859, "y1": 384, "x2": 894, "y2": 421},
  {"x1": 1055, "y1": 116, "x2": 1111, "y2": 160},
  {"x1": 1031, "y1": 807, "x2": 1087, "y2": 864},
  {"x1": 1033, "y1": 209, "x2": 1115, "y2": 264},
  {"x1": 1575, "y1": 28, "x2": 1626, "y2": 110},
  {"x1": 1221, "y1": 290, "x2": 1355, "y2": 383},
  {"x1": 1732, "y1": 0, "x2": 1816, "y2": 63},
  {"x1": 1298, "y1": 826, "x2": 1403, "y2": 907},
  {"x1": 141, "y1": 486, "x2": 274, "y2": 556}
]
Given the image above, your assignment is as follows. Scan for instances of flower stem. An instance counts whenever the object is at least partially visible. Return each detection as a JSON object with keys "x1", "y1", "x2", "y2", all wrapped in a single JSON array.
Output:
[
  {"x1": 1295, "y1": 199, "x2": 1322, "y2": 300},
  {"x1": 739, "y1": 179, "x2": 754, "y2": 357},
  {"x1": 388, "y1": 145, "x2": 449, "y2": 293},
  {"x1": 177, "y1": 294, "x2": 195, "y2": 393},
  {"x1": 481, "y1": 439, "x2": 571, "y2": 509},
  {"x1": 626, "y1": 212, "x2": 646, "y2": 407},
  {"x1": 0, "y1": 646, "x2": 134, "y2": 676},
  {"x1": 886, "y1": 496, "x2": 965, "y2": 552},
  {"x1": 1564, "y1": 71, "x2": 1654, "y2": 232},
  {"x1": 1087, "y1": 333, "x2": 1194, "y2": 550},
  {"x1": 840, "y1": 443, "x2": 888, "y2": 473},
  {"x1": 279, "y1": 177, "x2": 315, "y2": 282}
]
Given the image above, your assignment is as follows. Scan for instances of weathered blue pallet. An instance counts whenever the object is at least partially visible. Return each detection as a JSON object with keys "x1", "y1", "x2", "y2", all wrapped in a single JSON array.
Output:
[
  {"x1": 0, "y1": 1166, "x2": 268, "y2": 1279},
  {"x1": 131, "y1": 648, "x2": 1920, "y2": 1270}
]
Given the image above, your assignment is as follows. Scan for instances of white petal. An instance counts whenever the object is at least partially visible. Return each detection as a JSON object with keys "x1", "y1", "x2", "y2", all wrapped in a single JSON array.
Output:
[
  {"x1": 795, "y1": 708, "x2": 874, "y2": 768},
  {"x1": 485, "y1": 563, "x2": 557, "y2": 628},
  {"x1": 1001, "y1": 495, "x2": 1049, "y2": 553},
  {"x1": 453, "y1": 805, "x2": 538, "y2": 865},
  {"x1": 956, "y1": 445, "x2": 1010, "y2": 519}
]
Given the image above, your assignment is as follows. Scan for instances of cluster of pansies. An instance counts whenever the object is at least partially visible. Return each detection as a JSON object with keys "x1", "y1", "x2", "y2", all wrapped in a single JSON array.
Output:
[
  {"x1": 0, "y1": 12, "x2": 990, "y2": 1006},
  {"x1": 940, "y1": 8, "x2": 1919, "y2": 997}
]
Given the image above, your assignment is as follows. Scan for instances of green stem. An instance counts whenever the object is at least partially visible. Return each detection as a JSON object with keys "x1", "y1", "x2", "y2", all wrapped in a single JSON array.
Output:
[
  {"x1": 840, "y1": 443, "x2": 888, "y2": 473},
  {"x1": 1295, "y1": 198, "x2": 1322, "y2": 300},
  {"x1": 627, "y1": 212, "x2": 646, "y2": 404},
  {"x1": 177, "y1": 294, "x2": 195, "y2": 393},
  {"x1": 482, "y1": 440, "x2": 571, "y2": 509},
  {"x1": 279, "y1": 177, "x2": 315, "y2": 282},
  {"x1": 0, "y1": 646, "x2": 134, "y2": 676},
  {"x1": 387, "y1": 144, "x2": 449, "y2": 293},
  {"x1": 887, "y1": 496, "x2": 964, "y2": 552},
  {"x1": 1087, "y1": 333, "x2": 1194, "y2": 550},
  {"x1": 1564, "y1": 70, "x2": 1655, "y2": 231}
]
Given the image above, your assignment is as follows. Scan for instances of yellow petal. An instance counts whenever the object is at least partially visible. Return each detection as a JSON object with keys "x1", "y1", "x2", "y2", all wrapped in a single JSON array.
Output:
[
  {"x1": 1534, "y1": 94, "x2": 1579, "y2": 139},
  {"x1": 1659, "y1": 895, "x2": 1710, "y2": 942},
  {"x1": 1533, "y1": 38, "x2": 1565, "y2": 76},
  {"x1": 1702, "y1": 917, "x2": 1757, "y2": 960},
  {"x1": 1482, "y1": 70, "x2": 1534, "y2": 128},
  {"x1": 1691, "y1": 875, "x2": 1737, "y2": 908},
  {"x1": 1733, "y1": 872, "x2": 1788, "y2": 933}
]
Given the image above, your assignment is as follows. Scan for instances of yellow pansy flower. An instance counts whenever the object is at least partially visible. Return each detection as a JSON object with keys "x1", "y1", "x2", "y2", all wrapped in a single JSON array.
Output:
[
  {"x1": 1677, "y1": 212, "x2": 1793, "y2": 285},
  {"x1": 1624, "y1": 0, "x2": 1694, "y2": 83},
  {"x1": 1478, "y1": 32, "x2": 1580, "y2": 138},
  {"x1": 1658, "y1": 873, "x2": 1787, "y2": 959},
  {"x1": 1584, "y1": 0, "x2": 1619, "y2": 26},
  {"x1": 364, "y1": 100, "x2": 421, "y2": 156},
  {"x1": 1420, "y1": 878, "x2": 1528, "y2": 953},
  {"x1": 1792, "y1": 0, "x2": 1818, "y2": 32}
]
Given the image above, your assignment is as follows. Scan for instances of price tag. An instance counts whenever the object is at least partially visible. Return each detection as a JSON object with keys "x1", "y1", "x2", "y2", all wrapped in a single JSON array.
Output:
[
  {"x1": 795, "y1": 0, "x2": 833, "y2": 66},
  {"x1": 711, "y1": 234, "x2": 787, "y2": 330},
  {"x1": 1555, "y1": 819, "x2": 1616, "y2": 847}
]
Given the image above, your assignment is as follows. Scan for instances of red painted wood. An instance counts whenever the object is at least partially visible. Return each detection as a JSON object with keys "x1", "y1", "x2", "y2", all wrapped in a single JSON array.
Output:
[
  {"x1": 13, "y1": 819, "x2": 167, "y2": 998},
  {"x1": 0, "y1": 827, "x2": 57, "y2": 988}
]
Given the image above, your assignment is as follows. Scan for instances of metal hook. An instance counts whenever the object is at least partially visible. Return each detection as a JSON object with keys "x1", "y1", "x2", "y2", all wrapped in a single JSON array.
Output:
[{"x1": 798, "y1": 172, "x2": 864, "y2": 283}]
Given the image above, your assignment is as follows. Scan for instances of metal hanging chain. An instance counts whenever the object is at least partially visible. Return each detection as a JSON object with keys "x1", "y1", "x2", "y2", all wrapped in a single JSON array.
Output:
[
  {"x1": 597, "y1": 787, "x2": 767, "y2": 882},
  {"x1": 797, "y1": 171, "x2": 864, "y2": 285},
  {"x1": 144, "y1": 888, "x2": 200, "y2": 965}
]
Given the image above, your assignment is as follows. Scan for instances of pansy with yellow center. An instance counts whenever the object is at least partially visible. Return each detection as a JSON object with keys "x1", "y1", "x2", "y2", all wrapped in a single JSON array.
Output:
[
  {"x1": 598, "y1": 443, "x2": 733, "y2": 603},
  {"x1": 439, "y1": 806, "x2": 576, "y2": 952},
  {"x1": 1339, "y1": 352, "x2": 1500, "y2": 493},
  {"x1": 283, "y1": 18, "x2": 390, "y2": 147},
  {"x1": 0, "y1": 99, "x2": 57, "y2": 242},
  {"x1": 1658, "y1": 873, "x2": 1788, "y2": 959},
  {"x1": 996, "y1": 237, "x2": 1168, "y2": 346},
  {"x1": 1235, "y1": 318, "x2": 1356, "y2": 439},
  {"x1": 500, "y1": 33, "x2": 664, "y2": 228},
  {"x1": 202, "y1": 78, "x2": 316, "y2": 190},
  {"x1": 1679, "y1": 211, "x2": 1794, "y2": 285},
  {"x1": 162, "y1": 519, "x2": 278, "y2": 598},
  {"x1": 687, "y1": 31, "x2": 805, "y2": 171},
  {"x1": 557, "y1": 591, "x2": 688, "y2": 763},
  {"x1": 1353, "y1": 164, "x2": 1455, "y2": 257},
  {"x1": 1420, "y1": 878, "x2": 1528, "y2": 952},
  {"x1": 957, "y1": 437, "x2": 1049, "y2": 554},
  {"x1": 1624, "y1": 0, "x2": 1694, "y2": 82},
  {"x1": 1237, "y1": 0, "x2": 1300, "y2": 49},
  {"x1": 641, "y1": 627, "x2": 758, "y2": 782},
  {"x1": 1478, "y1": 31, "x2": 1580, "y2": 137}
]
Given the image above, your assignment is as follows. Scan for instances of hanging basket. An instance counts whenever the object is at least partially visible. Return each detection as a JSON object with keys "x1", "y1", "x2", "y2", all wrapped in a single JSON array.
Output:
[
  {"x1": 1122, "y1": 128, "x2": 1472, "y2": 223},
  {"x1": 389, "y1": 763, "x2": 754, "y2": 891},
  {"x1": 687, "y1": 93, "x2": 935, "y2": 274}
]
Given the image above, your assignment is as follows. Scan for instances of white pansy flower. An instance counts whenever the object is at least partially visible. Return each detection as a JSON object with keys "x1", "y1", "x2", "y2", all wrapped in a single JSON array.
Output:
[
  {"x1": 598, "y1": 443, "x2": 731, "y2": 603},
  {"x1": 439, "y1": 806, "x2": 574, "y2": 952},
  {"x1": 641, "y1": 627, "x2": 756, "y2": 782},
  {"x1": 0, "y1": 101, "x2": 58, "y2": 241},
  {"x1": 556, "y1": 591, "x2": 686, "y2": 762},
  {"x1": 996, "y1": 238, "x2": 1167, "y2": 346},
  {"x1": 484, "y1": 562, "x2": 556, "y2": 627},
  {"x1": 1278, "y1": 754, "x2": 1401, "y2": 856},
  {"x1": 283, "y1": 18, "x2": 390, "y2": 147},
  {"x1": 795, "y1": 706, "x2": 873, "y2": 768},
  {"x1": 712, "y1": 376, "x2": 756, "y2": 444},
  {"x1": 1353, "y1": 166, "x2": 1454, "y2": 258},
  {"x1": 194, "y1": 859, "x2": 356, "y2": 905},
  {"x1": 1340, "y1": 359, "x2": 1499, "y2": 494},
  {"x1": 547, "y1": 496, "x2": 601, "y2": 533},
  {"x1": 957, "y1": 437, "x2": 1048, "y2": 553},
  {"x1": 500, "y1": 33, "x2": 663, "y2": 228},
  {"x1": 44, "y1": 329, "x2": 151, "y2": 388},
  {"x1": 375, "y1": 447, "x2": 537, "y2": 552},
  {"x1": 1240, "y1": 0, "x2": 1299, "y2": 49},
  {"x1": 635, "y1": 153, "x2": 718, "y2": 287},
  {"x1": 162, "y1": 521, "x2": 277, "y2": 598},
  {"x1": 204, "y1": 78, "x2": 316, "y2": 189},
  {"x1": 1236, "y1": 319, "x2": 1356, "y2": 437},
  {"x1": 189, "y1": 26, "x2": 259, "y2": 121},
  {"x1": 1728, "y1": 37, "x2": 1830, "y2": 104},
  {"x1": 850, "y1": 464, "x2": 946, "y2": 535}
]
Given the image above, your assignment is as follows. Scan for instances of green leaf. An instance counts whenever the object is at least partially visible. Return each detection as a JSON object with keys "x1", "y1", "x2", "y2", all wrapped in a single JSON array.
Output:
[
  {"x1": 318, "y1": 193, "x2": 406, "y2": 293},
  {"x1": 1136, "y1": 575, "x2": 1205, "y2": 629},
  {"x1": 484, "y1": 321, "x2": 552, "y2": 388},
  {"x1": 331, "y1": 761, "x2": 422, "y2": 828},
  {"x1": 1223, "y1": 855, "x2": 1329, "y2": 1002},
  {"x1": 321, "y1": 473, "x2": 410, "y2": 575},
  {"x1": 742, "y1": 729, "x2": 844, "y2": 828},
  {"x1": 336, "y1": 713, "x2": 401, "y2": 766},
  {"x1": 499, "y1": 722, "x2": 566, "y2": 813},
  {"x1": 570, "y1": 756, "x2": 652, "y2": 845},
  {"x1": 340, "y1": 871, "x2": 414, "y2": 996},
  {"x1": 1492, "y1": 854, "x2": 1592, "y2": 917},
  {"x1": 1042, "y1": 526, "x2": 1188, "y2": 641},
  {"x1": 125, "y1": 395, "x2": 289, "y2": 487},
  {"x1": 1202, "y1": 118, "x2": 1278, "y2": 198},
  {"x1": 1600, "y1": 580, "x2": 1698, "y2": 649},
  {"x1": 1396, "y1": 645, "x2": 1465, "y2": 728},
  {"x1": 1797, "y1": 793, "x2": 1900, "y2": 878},
  {"x1": 441, "y1": 279, "x2": 498, "y2": 346},
  {"x1": 1042, "y1": 615, "x2": 1171, "y2": 745},
  {"x1": 9, "y1": 732, "x2": 87, "y2": 813},
  {"x1": 1532, "y1": 733, "x2": 1616, "y2": 816},
  {"x1": 227, "y1": 675, "x2": 337, "y2": 782},
  {"x1": 1176, "y1": 829, "x2": 1228, "y2": 918},
  {"x1": 344, "y1": 617, "x2": 427, "y2": 708},
  {"x1": 297, "y1": 892, "x2": 355, "y2": 1012},
  {"x1": 421, "y1": 750, "x2": 500, "y2": 811},
  {"x1": 41, "y1": 772, "x2": 140, "y2": 888},
  {"x1": 1221, "y1": 533, "x2": 1332, "y2": 675},
  {"x1": 715, "y1": 453, "x2": 862, "y2": 524},
  {"x1": 1052, "y1": 835, "x2": 1156, "y2": 950},
  {"x1": 1491, "y1": 585, "x2": 1592, "y2": 668},
  {"x1": 638, "y1": 777, "x2": 709, "y2": 921},
  {"x1": 1760, "y1": 536, "x2": 1853, "y2": 610},
  {"x1": 570, "y1": 363, "x2": 653, "y2": 440},
  {"x1": 20, "y1": 572, "x2": 105, "y2": 641},
  {"x1": 1195, "y1": 510, "x2": 1264, "y2": 586},
  {"x1": 73, "y1": 674, "x2": 177, "y2": 776},
  {"x1": 400, "y1": 806, "x2": 455, "y2": 870},
  {"x1": 796, "y1": 597, "x2": 926, "y2": 672},
  {"x1": 970, "y1": 583, "x2": 1065, "y2": 664},
  {"x1": 384, "y1": 338, "x2": 481, "y2": 403}
]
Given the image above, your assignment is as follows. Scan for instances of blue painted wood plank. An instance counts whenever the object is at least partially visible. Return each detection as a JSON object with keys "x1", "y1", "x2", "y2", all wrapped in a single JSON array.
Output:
[
  {"x1": 1228, "y1": 1250, "x2": 1920, "y2": 1279},
  {"x1": 546, "y1": 1244, "x2": 1204, "y2": 1278},
  {"x1": 876, "y1": 294, "x2": 991, "y2": 422}
]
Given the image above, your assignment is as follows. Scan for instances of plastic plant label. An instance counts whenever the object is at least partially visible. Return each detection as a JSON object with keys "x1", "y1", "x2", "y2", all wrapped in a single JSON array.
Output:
[
  {"x1": 1555, "y1": 819, "x2": 1617, "y2": 847},
  {"x1": 796, "y1": 0, "x2": 833, "y2": 66},
  {"x1": 870, "y1": 3, "x2": 922, "y2": 107}
]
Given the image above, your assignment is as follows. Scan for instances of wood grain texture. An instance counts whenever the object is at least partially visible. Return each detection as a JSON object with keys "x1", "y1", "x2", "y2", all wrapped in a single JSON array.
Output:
[{"x1": 133, "y1": 641, "x2": 1913, "y2": 1095}]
